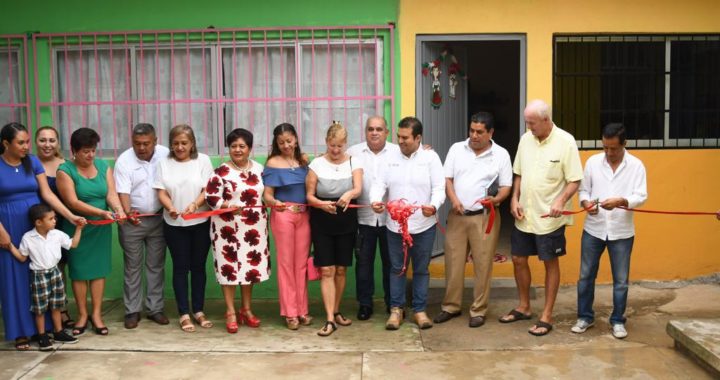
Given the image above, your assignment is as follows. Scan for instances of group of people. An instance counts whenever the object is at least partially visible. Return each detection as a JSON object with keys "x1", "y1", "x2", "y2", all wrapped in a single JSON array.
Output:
[{"x1": 1, "y1": 97, "x2": 712, "y2": 351}]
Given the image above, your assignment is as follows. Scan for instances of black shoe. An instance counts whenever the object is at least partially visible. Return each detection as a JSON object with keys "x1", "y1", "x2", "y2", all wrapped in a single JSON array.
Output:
[
  {"x1": 52, "y1": 330, "x2": 78, "y2": 344},
  {"x1": 124, "y1": 312, "x2": 140, "y2": 329},
  {"x1": 357, "y1": 305, "x2": 373, "y2": 321},
  {"x1": 469, "y1": 315, "x2": 486, "y2": 328},
  {"x1": 147, "y1": 312, "x2": 170, "y2": 325},
  {"x1": 38, "y1": 333, "x2": 53, "y2": 351},
  {"x1": 433, "y1": 310, "x2": 461, "y2": 324}
]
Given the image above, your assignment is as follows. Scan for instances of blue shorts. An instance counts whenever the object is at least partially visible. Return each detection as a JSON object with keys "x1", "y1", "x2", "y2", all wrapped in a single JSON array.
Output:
[{"x1": 511, "y1": 225, "x2": 567, "y2": 261}]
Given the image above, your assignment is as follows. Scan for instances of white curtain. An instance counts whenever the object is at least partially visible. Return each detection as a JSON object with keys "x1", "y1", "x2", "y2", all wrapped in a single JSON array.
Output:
[
  {"x1": 138, "y1": 47, "x2": 213, "y2": 150},
  {"x1": 52, "y1": 38, "x2": 383, "y2": 156},
  {"x1": 56, "y1": 49, "x2": 130, "y2": 154},
  {"x1": 300, "y1": 42, "x2": 381, "y2": 151},
  {"x1": 0, "y1": 51, "x2": 22, "y2": 125},
  {"x1": 222, "y1": 46, "x2": 296, "y2": 153}
]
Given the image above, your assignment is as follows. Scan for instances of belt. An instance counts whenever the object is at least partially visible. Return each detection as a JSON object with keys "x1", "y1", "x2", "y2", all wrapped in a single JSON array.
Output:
[
  {"x1": 286, "y1": 204, "x2": 307, "y2": 213},
  {"x1": 463, "y1": 209, "x2": 484, "y2": 216}
]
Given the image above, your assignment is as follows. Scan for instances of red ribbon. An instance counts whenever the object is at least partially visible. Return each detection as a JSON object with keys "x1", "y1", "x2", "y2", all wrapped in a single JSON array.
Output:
[
  {"x1": 617, "y1": 206, "x2": 717, "y2": 216},
  {"x1": 469, "y1": 199, "x2": 496, "y2": 235},
  {"x1": 542, "y1": 203, "x2": 718, "y2": 218},
  {"x1": 85, "y1": 211, "x2": 162, "y2": 225},
  {"x1": 540, "y1": 202, "x2": 598, "y2": 218},
  {"x1": 385, "y1": 199, "x2": 421, "y2": 275}
]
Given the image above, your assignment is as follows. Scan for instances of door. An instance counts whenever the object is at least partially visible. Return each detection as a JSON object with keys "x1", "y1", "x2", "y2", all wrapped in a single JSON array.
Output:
[{"x1": 416, "y1": 34, "x2": 527, "y2": 257}]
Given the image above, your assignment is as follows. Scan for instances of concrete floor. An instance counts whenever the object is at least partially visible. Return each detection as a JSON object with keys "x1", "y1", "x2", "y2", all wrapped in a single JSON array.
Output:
[{"x1": 2, "y1": 283, "x2": 719, "y2": 379}]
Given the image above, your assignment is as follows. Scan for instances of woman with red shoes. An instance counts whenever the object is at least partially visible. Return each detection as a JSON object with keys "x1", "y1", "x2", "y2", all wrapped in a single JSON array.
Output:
[{"x1": 205, "y1": 128, "x2": 269, "y2": 333}]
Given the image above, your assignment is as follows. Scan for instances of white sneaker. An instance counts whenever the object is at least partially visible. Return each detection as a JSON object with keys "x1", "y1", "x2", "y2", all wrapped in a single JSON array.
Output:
[
  {"x1": 612, "y1": 324, "x2": 628, "y2": 339},
  {"x1": 570, "y1": 319, "x2": 594, "y2": 333}
]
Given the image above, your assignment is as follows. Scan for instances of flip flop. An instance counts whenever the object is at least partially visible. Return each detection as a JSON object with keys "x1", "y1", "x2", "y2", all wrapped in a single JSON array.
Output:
[
  {"x1": 529, "y1": 320, "x2": 553, "y2": 336},
  {"x1": 498, "y1": 309, "x2": 532, "y2": 323},
  {"x1": 317, "y1": 321, "x2": 337, "y2": 337},
  {"x1": 333, "y1": 312, "x2": 352, "y2": 326}
]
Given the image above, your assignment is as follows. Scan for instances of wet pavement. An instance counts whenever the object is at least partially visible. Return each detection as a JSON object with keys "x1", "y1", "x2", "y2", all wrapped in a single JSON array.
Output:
[{"x1": 1, "y1": 282, "x2": 718, "y2": 379}]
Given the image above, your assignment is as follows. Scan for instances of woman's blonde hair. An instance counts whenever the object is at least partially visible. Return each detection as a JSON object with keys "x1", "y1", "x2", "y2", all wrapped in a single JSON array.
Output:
[
  {"x1": 326, "y1": 120, "x2": 347, "y2": 142},
  {"x1": 168, "y1": 124, "x2": 198, "y2": 160},
  {"x1": 35, "y1": 126, "x2": 63, "y2": 158}
]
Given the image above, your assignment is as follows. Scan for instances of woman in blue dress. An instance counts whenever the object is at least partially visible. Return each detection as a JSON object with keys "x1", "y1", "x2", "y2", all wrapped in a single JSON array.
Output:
[{"x1": 0, "y1": 123, "x2": 84, "y2": 350}]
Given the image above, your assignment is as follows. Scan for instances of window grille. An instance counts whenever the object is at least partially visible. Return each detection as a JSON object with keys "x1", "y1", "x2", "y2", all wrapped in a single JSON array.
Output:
[
  {"x1": 553, "y1": 34, "x2": 720, "y2": 149},
  {"x1": 1, "y1": 34, "x2": 30, "y2": 126},
  {"x1": 32, "y1": 26, "x2": 395, "y2": 157}
]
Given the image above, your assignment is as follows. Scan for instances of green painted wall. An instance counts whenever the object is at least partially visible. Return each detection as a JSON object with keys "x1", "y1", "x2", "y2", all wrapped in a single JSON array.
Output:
[{"x1": 5, "y1": 0, "x2": 401, "y2": 301}]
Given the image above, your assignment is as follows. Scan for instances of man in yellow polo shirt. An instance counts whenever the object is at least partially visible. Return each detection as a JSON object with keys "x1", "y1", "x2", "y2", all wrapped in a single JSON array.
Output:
[{"x1": 499, "y1": 99, "x2": 583, "y2": 336}]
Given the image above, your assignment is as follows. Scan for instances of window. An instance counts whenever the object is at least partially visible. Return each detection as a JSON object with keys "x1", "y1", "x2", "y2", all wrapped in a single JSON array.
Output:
[
  {"x1": 37, "y1": 27, "x2": 392, "y2": 156},
  {"x1": 0, "y1": 35, "x2": 28, "y2": 125},
  {"x1": 553, "y1": 35, "x2": 720, "y2": 148}
]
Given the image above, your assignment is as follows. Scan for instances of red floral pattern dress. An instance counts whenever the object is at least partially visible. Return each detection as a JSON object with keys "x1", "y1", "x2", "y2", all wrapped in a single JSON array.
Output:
[{"x1": 205, "y1": 161, "x2": 270, "y2": 285}]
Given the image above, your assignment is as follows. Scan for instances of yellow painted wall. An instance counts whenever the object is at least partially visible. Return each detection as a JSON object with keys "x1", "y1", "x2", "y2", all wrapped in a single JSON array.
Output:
[{"x1": 402, "y1": 0, "x2": 720, "y2": 284}]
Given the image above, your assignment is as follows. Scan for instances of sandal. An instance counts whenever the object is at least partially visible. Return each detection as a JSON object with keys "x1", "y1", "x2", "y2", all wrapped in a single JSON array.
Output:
[
  {"x1": 333, "y1": 312, "x2": 352, "y2": 326},
  {"x1": 238, "y1": 308, "x2": 260, "y2": 328},
  {"x1": 90, "y1": 317, "x2": 109, "y2": 336},
  {"x1": 529, "y1": 320, "x2": 553, "y2": 336},
  {"x1": 498, "y1": 309, "x2": 532, "y2": 324},
  {"x1": 14, "y1": 337, "x2": 31, "y2": 351},
  {"x1": 193, "y1": 312, "x2": 213, "y2": 328},
  {"x1": 72, "y1": 323, "x2": 88, "y2": 337},
  {"x1": 299, "y1": 314, "x2": 313, "y2": 326},
  {"x1": 286, "y1": 317, "x2": 300, "y2": 331},
  {"x1": 225, "y1": 311, "x2": 238, "y2": 334},
  {"x1": 179, "y1": 314, "x2": 195, "y2": 333},
  {"x1": 317, "y1": 321, "x2": 337, "y2": 337},
  {"x1": 60, "y1": 310, "x2": 75, "y2": 329}
]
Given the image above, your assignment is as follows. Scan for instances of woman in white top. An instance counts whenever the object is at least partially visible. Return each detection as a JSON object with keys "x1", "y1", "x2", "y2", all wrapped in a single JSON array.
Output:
[
  {"x1": 154, "y1": 124, "x2": 214, "y2": 333},
  {"x1": 205, "y1": 128, "x2": 269, "y2": 333},
  {"x1": 306, "y1": 122, "x2": 363, "y2": 336}
]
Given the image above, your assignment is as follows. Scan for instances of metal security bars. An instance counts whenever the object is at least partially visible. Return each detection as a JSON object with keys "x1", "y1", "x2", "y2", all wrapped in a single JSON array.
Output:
[
  {"x1": 553, "y1": 34, "x2": 720, "y2": 149},
  {"x1": 32, "y1": 26, "x2": 395, "y2": 157},
  {"x1": 0, "y1": 34, "x2": 31, "y2": 126}
]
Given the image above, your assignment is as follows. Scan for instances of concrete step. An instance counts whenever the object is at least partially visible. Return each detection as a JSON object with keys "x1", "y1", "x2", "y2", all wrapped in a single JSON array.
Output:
[{"x1": 667, "y1": 319, "x2": 720, "y2": 377}]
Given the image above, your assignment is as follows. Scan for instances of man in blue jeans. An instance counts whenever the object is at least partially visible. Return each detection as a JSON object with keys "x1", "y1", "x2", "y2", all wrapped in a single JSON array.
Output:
[
  {"x1": 371, "y1": 117, "x2": 445, "y2": 330},
  {"x1": 572, "y1": 123, "x2": 647, "y2": 339},
  {"x1": 347, "y1": 116, "x2": 398, "y2": 320}
]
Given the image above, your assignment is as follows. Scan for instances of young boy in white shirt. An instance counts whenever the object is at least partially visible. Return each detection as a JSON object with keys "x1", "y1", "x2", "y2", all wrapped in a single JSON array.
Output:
[{"x1": 7, "y1": 203, "x2": 84, "y2": 350}]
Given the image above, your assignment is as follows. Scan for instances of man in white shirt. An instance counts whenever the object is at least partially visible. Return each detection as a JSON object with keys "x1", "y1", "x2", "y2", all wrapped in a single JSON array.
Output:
[
  {"x1": 370, "y1": 117, "x2": 445, "y2": 330},
  {"x1": 434, "y1": 112, "x2": 513, "y2": 328},
  {"x1": 347, "y1": 116, "x2": 399, "y2": 321},
  {"x1": 571, "y1": 123, "x2": 647, "y2": 339},
  {"x1": 114, "y1": 123, "x2": 170, "y2": 329}
]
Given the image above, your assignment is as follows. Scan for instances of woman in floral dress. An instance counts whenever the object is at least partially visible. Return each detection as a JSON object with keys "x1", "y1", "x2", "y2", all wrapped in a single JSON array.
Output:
[{"x1": 206, "y1": 128, "x2": 269, "y2": 333}]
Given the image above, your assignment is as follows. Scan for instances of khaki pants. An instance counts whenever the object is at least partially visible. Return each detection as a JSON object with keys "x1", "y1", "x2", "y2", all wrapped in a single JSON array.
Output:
[{"x1": 441, "y1": 211, "x2": 501, "y2": 317}]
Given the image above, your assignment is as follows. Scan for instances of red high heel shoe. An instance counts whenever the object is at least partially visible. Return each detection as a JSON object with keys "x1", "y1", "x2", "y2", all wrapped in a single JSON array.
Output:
[
  {"x1": 238, "y1": 308, "x2": 261, "y2": 328},
  {"x1": 225, "y1": 311, "x2": 238, "y2": 334}
]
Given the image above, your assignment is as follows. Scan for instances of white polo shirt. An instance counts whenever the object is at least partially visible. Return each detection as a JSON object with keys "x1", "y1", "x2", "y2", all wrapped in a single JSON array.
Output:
[
  {"x1": 347, "y1": 141, "x2": 400, "y2": 227},
  {"x1": 370, "y1": 147, "x2": 445, "y2": 234},
  {"x1": 579, "y1": 150, "x2": 648, "y2": 240},
  {"x1": 444, "y1": 139, "x2": 513, "y2": 211},
  {"x1": 114, "y1": 145, "x2": 169, "y2": 214},
  {"x1": 18, "y1": 228, "x2": 72, "y2": 271}
]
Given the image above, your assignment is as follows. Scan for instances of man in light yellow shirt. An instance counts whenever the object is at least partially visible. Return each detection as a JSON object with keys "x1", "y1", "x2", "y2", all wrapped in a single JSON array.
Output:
[{"x1": 499, "y1": 99, "x2": 583, "y2": 336}]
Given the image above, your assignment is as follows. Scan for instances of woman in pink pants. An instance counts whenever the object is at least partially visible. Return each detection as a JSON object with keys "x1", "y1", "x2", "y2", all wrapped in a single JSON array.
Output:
[{"x1": 262, "y1": 123, "x2": 312, "y2": 330}]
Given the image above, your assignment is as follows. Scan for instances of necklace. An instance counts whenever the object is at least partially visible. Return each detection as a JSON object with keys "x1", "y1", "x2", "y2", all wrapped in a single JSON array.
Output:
[
  {"x1": 230, "y1": 159, "x2": 252, "y2": 173},
  {"x1": 283, "y1": 156, "x2": 297, "y2": 171},
  {"x1": 1, "y1": 155, "x2": 22, "y2": 173}
]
